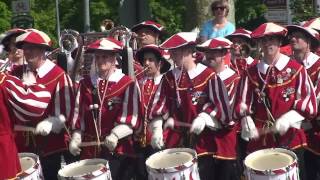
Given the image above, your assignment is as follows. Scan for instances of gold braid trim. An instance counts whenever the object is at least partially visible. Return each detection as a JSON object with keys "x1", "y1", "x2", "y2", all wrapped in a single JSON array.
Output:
[{"x1": 248, "y1": 66, "x2": 302, "y2": 88}]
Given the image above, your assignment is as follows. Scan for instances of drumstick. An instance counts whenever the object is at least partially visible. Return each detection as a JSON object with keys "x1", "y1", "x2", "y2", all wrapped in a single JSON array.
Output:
[
  {"x1": 164, "y1": 118, "x2": 191, "y2": 130},
  {"x1": 80, "y1": 141, "x2": 104, "y2": 147}
]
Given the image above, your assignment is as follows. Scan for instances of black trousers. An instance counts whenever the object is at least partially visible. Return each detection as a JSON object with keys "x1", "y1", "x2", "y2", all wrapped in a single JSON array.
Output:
[
  {"x1": 304, "y1": 150, "x2": 320, "y2": 180},
  {"x1": 134, "y1": 145, "x2": 157, "y2": 180},
  {"x1": 293, "y1": 148, "x2": 306, "y2": 180},
  {"x1": 198, "y1": 155, "x2": 241, "y2": 180},
  {"x1": 107, "y1": 154, "x2": 136, "y2": 180},
  {"x1": 40, "y1": 151, "x2": 79, "y2": 180}
]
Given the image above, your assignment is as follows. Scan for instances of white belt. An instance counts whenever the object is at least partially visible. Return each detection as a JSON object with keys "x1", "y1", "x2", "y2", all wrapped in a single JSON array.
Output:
[
  {"x1": 14, "y1": 125, "x2": 36, "y2": 133},
  {"x1": 80, "y1": 141, "x2": 104, "y2": 147}
]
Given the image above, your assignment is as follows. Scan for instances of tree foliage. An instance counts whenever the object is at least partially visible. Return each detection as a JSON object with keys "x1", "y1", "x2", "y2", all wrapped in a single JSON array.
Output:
[
  {"x1": 290, "y1": 0, "x2": 318, "y2": 24},
  {"x1": 235, "y1": 0, "x2": 268, "y2": 30}
]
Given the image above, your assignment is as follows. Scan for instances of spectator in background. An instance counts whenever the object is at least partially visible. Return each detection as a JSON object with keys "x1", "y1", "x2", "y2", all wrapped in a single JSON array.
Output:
[{"x1": 199, "y1": 0, "x2": 235, "y2": 43}]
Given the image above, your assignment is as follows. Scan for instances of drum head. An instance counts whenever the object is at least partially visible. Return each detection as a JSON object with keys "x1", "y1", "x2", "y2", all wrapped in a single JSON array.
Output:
[
  {"x1": 146, "y1": 148, "x2": 196, "y2": 169},
  {"x1": 20, "y1": 157, "x2": 36, "y2": 172},
  {"x1": 244, "y1": 148, "x2": 296, "y2": 171},
  {"x1": 58, "y1": 159, "x2": 107, "y2": 177}
]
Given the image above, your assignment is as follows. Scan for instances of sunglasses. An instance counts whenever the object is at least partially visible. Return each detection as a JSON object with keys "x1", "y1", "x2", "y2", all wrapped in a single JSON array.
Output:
[{"x1": 212, "y1": 6, "x2": 226, "y2": 11}]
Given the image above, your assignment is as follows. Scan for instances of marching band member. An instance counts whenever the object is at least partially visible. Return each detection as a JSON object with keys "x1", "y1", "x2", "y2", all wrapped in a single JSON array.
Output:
[
  {"x1": 0, "y1": 73, "x2": 51, "y2": 179},
  {"x1": 225, "y1": 28, "x2": 257, "y2": 75},
  {"x1": 131, "y1": 20, "x2": 164, "y2": 48},
  {"x1": 134, "y1": 44, "x2": 171, "y2": 179},
  {"x1": 69, "y1": 37, "x2": 140, "y2": 180},
  {"x1": 302, "y1": 17, "x2": 320, "y2": 56},
  {"x1": 132, "y1": 20, "x2": 169, "y2": 79},
  {"x1": 0, "y1": 28, "x2": 26, "y2": 72},
  {"x1": 12, "y1": 29, "x2": 75, "y2": 180},
  {"x1": 286, "y1": 24, "x2": 320, "y2": 180},
  {"x1": 233, "y1": 22, "x2": 317, "y2": 180},
  {"x1": 196, "y1": 37, "x2": 240, "y2": 180},
  {"x1": 150, "y1": 32, "x2": 231, "y2": 180}
]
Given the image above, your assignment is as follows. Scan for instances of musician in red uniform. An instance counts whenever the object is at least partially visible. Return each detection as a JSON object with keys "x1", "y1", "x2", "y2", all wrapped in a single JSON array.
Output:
[
  {"x1": 150, "y1": 32, "x2": 231, "y2": 180},
  {"x1": 233, "y1": 22, "x2": 317, "y2": 180},
  {"x1": 286, "y1": 24, "x2": 320, "y2": 180},
  {"x1": 134, "y1": 44, "x2": 171, "y2": 179},
  {"x1": 0, "y1": 28, "x2": 26, "y2": 72},
  {"x1": 69, "y1": 37, "x2": 140, "y2": 180},
  {"x1": 197, "y1": 37, "x2": 240, "y2": 180},
  {"x1": 131, "y1": 20, "x2": 170, "y2": 79},
  {"x1": 12, "y1": 29, "x2": 75, "y2": 180},
  {"x1": 225, "y1": 28, "x2": 257, "y2": 76},
  {"x1": 0, "y1": 72, "x2": 51, "y2": 179}
]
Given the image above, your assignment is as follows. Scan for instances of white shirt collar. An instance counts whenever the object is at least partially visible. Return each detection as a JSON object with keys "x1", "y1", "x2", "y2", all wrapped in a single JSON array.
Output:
[
  {"x1": 187, "y1": 63, "x2": 207, "y2": 79},
  {"x1": 302, "y1": 52, "x2": 319, "y2": 69},
  {"x1": 35, "y1": 59, "x2": 55, "y2": 78},
  {"x1": 257, "y1": 54, "x2": 290, "y2": 74},
  {"x1": 141, "y1": 74, "x2": 163, "y2": 85},
  {"x1": 92, "y1": 68, "x2": 124, "y2": 85},
  {"x1": 218, "y1": 67, "x2": 236, "y2": 81},
  {"x1": 246, "y1": 56, "x2": 254, "y2": 65}
]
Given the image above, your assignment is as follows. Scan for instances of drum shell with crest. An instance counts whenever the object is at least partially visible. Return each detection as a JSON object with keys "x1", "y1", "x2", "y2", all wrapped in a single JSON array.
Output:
[
  {"x1": 145, "y1": 148, "x2": 200, "y2": 180},
  {"x1": 18, "y1": 152, "x2": 44, "y2": 180},
  {"x1": 244, "y1": 148, "x2": 299, "y2": 180},
  {"x1": 58, "y1": 158, "x2": 112, "y2": 180}
]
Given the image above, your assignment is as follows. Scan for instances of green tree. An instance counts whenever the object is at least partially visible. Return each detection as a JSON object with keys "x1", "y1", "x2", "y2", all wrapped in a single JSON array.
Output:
[
  {"x1": 290, "y1": 0, "x2": 317, "y2": 24},
  {"x1": 235, "y1": 0, "x2": 267, "y2": 30},
  {"x1": 0, "y1": 1, "x2": 11, "y2": 33}
]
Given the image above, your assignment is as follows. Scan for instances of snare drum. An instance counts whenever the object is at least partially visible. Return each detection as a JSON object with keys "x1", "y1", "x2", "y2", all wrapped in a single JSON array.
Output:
[
  {"x1": 146, "y1": 148, "x2": 200, "y2": 180},
  {"x1": 17, "y1": 153, "x2": 44, "y2": 180},
  {"x1": 244, "y1": 148, "x2": 299, "y2": 180},
  {"x1": 58, "y1": 159, "x2": 112, "y2": 180}
]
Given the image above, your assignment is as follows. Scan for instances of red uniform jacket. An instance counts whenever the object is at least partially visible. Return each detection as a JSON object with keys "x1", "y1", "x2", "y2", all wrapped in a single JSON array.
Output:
[
  {"x1": 233, "y1": 54, "x2": 317, "y2": 153},
  {"x1": 71, "y1": 69, "x2": 140, "y2": 159},
  {"x1": 12, "y1": 60, "x2": 74, "y2": 156},
  {"x1": 300, "y1": 53, "x2": 320, "y2": 155},
  {"x1": 230, "y1": 56, "x2": 258, "y2": 76},
  {"x1": 150, "y1": 63, "x2": 231, "y2": 155},
  {"x1": 0, "y1": 73, "x2": 51, "y2": 179}
]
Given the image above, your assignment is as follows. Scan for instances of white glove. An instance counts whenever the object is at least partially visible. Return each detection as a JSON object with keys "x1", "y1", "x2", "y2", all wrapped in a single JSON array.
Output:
[
  {"x1": 35, "y1": 115, "x2": 66, "y2": 135},
  {"x1": 104, "y1": 124, "x2": 133, "y2": 151},
  {"x1": 190, "y1": 114, "x2": 206, "y2": 135},
  {"x1": 274, "y1": 110, "x2": 304, "y2": 135},
  {"x1": 35, "y1": 120, "x2": 52, "y2": 136},
  {"x1": 149, "y1": 118, "x2": 164, "y2": 149},
  {"x1": 163, "y1": 117, "x2": 175, "y2": 130},
  {"x1": 69, "y1": 131, "x2": 82, "y2": 156},
  {"x1": 190, "y1": 112, "x2": 221, "y2": 135},
  {"x1": 241, "y1": 116, "x2": 259, "y2": 141},
  {"x1": 22, "y1": 71, "x2": 37, "y2": 86}
]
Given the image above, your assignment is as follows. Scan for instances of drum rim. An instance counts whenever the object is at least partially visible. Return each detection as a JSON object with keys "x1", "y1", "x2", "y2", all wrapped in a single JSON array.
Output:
[
  {"x1": 17, "y1": 153, "x2": 40, "y2": 178},
  {"x1": 145, "y1": 148, "x2": 197, "y2": 173},
  {"x1": 244, "y1": 148, "x2": 298, "y2": 175},
  {"x1": 58, "y1": 158, "x2": 109, "y2": 178}
]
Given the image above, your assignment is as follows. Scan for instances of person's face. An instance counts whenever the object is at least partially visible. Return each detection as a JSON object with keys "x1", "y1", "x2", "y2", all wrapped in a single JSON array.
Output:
[
  {"x1": 22, "y1": 43, "x2": 45, "y2": 65},
  {"x1": 259, "y1": 35, "x2": 281, "y2": 57},
  {"x1": 8, "y1": 37, "x2": 24, "y2": 62},
  {"x1": 205, "y1": 49, "x2": 226, "y2": 70},
  {"x1": 169, "y1": 47, "x2": 190, "y2": 68},
  {"x1": 94, "y1": 51, "x2": 117, "y2": 74},
  {"x1": 289, "y1": 31, "x2": 309, "y2": 51},
  {"x1": 212, "y1": 5, "x2": 227, "y2": 18},
  {"x1": 137, "y1": 28, "x2": 159, "y2": 47},
  {"x1": 142, "y1": 52, "x2": 161, "y2": 77},
  {"x1": 230, "y1": 37, "x2": 247, "y2": 56}
]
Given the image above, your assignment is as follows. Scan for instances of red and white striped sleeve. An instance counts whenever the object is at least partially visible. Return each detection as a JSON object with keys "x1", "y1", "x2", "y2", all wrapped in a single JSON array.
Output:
[
  {"x1": 232, "y1": 74, "x2": 254, "y2": 120},
  {"x1": 116, "y1": 81, "x2": 140, "y2": 129},
  {"x1": 202, "y1": 75, "x2": 233, "y2": 126},
  {"x1": 52, "y1": 73, "x2": 75, "y2": 120},
  {"x1": 4, "y1": 75, "x2": 51, "y2": 120},
  {"x1": 294, "y1": 68, "x2": 317, "y2": 118}
]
